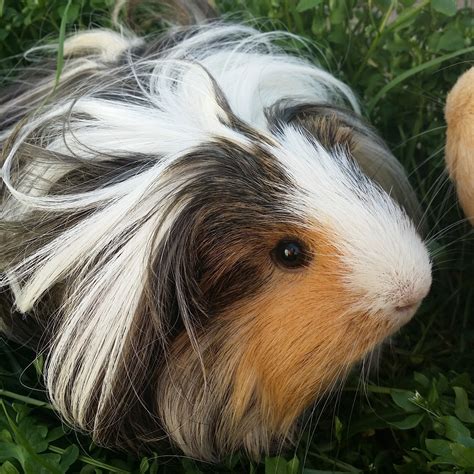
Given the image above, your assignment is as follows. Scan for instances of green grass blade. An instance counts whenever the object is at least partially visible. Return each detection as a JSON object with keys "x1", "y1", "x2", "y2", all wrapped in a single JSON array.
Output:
[
  {"x1": 49, "y1": 445, "x2": 131, "y2": 474},
  {"x1": 385, "y1": 0, "x2": 430, "y2": 32},
  {"x1": 367, "y1": 46, "x2": 474, "y2": 113},
  {"x1": 55, "y1": 0, "x2": 74, "y2": 87},
  {"x1": 0, "y1": 389, "x2": 55, "y2": 410}
]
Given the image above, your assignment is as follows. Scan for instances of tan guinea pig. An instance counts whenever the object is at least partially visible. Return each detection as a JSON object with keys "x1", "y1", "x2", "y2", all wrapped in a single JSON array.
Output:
[
  {"x1": 445, "y1": 66, "x2": 474, "y2": 226},
  {"x1": 0, "y1": 24, "x2": 432, "y2": 462}
]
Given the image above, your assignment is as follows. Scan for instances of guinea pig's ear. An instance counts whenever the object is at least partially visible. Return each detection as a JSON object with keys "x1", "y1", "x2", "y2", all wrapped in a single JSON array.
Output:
[{"x1": 269, "y1": 103, "x2": 423, "y2": 226}]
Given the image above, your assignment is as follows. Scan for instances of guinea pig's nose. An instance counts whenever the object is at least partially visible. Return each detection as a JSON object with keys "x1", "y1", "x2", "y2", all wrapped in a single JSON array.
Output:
[
  {"x1": 395, "y1": 288, "x2": 428, "y2": 311},
  {"x1": 392, "y1": 281, "x2": 431, "y2": 320}
]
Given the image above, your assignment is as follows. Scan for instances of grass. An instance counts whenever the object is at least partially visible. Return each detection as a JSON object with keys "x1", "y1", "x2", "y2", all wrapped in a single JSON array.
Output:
[{"x1": 0, "y1": 0, "x2": 473, "y2": 472}]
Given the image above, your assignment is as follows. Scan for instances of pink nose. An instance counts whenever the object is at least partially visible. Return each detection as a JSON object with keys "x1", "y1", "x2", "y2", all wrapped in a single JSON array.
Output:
[
  {"x1": 394, "y1": 279, "x2": 431, "y2": 316},
  {"x1": 393, "y1": 285, "x2": 430, "y2": 315}
]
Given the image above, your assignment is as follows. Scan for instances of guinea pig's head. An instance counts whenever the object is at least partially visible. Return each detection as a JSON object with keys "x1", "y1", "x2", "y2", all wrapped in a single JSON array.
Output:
[{"x1": 148, "y1": 106, "x2": 432, "y2": 460}]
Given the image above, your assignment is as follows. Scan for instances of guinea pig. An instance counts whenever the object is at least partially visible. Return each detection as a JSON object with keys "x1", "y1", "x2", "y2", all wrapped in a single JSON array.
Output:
[
  {"x1": 0, "y1": 21, "x2": 432, "y2": 462},
  {"x1": 445, "y1": 66, "x2": 474, "y2": 226}
]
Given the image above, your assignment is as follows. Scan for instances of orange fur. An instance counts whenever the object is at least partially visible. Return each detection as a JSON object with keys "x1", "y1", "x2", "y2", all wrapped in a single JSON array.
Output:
[
  {"x1": 230, "y1": 230, "x2": 393, "y2": 436},
  {"x1": 445, "y1": 67, "x2": 474, "y2": 225},
  {"x1": 157, "y1": 221, "x2": 427, "y2": 459}
]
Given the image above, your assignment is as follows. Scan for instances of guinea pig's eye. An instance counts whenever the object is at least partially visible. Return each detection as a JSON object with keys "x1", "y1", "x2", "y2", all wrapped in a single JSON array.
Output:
[{"x1": 271, "y1": 239, "x2": 310, "y2": 269}]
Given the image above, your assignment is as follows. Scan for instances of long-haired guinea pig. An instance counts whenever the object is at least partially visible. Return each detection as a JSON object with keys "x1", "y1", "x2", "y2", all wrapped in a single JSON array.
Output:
[{"x1": 0, "y1": 18, "x2": 432, "y2": 462}]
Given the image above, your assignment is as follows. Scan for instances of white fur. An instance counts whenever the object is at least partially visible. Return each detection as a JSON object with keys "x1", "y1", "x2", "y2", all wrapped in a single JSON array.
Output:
[
  {"x1": 63, "y1": 30, "x2": 143, "y2": 61},
  {"x1": 271, "y1": 127, "x2": 432, "y2": 317}
]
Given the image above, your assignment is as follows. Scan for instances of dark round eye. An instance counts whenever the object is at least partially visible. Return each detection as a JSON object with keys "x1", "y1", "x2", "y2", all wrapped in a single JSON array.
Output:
[{"x1": 271, "y1": 239, "x2": 309, "y2": 269}]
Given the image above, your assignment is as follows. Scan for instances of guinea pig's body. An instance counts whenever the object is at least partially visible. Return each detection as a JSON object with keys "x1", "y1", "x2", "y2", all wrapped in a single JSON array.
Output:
[
  {"x1": 445, "y1": 67, "x2": 474, "y2": 226},
  {"x1": 0, "y1": 22, "x2": 431, "y2": 461}
]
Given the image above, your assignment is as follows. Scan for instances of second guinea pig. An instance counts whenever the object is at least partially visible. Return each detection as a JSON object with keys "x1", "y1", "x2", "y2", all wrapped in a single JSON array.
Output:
[
  {"x1": 445, "y1": 66, "x2": 474, "y2": 226},
  {"x1": 0, "y1": 21, "x2": 432, "y2": 462}
]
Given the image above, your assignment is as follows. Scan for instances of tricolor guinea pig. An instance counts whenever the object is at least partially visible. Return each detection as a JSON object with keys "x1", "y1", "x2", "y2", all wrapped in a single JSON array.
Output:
[{"x1": 0, "y1": 20, "x2": 432, "y2": 461}]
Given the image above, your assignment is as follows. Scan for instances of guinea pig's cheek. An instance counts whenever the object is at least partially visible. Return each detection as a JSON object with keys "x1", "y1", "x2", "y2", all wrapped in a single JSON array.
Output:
[{"x1": 231, "y1": 240, "x2": 392, "y2": 432}]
